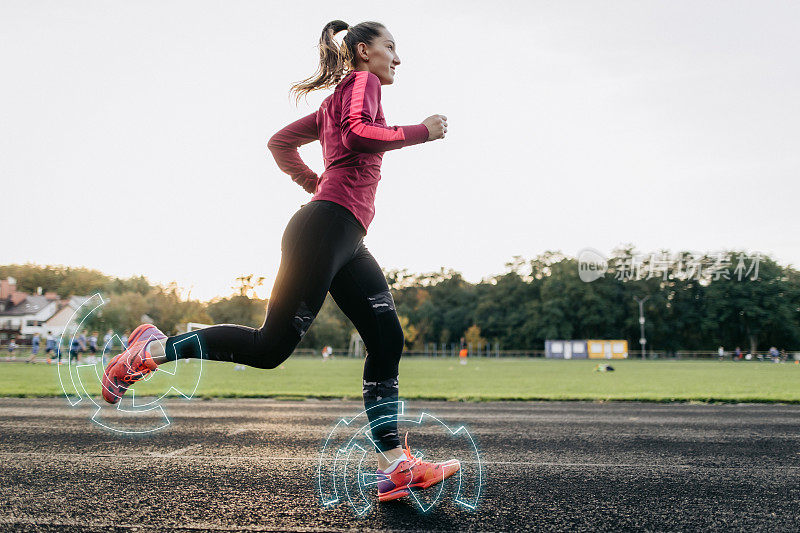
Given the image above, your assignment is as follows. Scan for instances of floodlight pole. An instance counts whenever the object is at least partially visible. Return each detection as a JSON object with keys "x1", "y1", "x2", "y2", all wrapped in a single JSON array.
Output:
[{"x1": 633, "y1": 295, "x2": 650, "y2": 359}]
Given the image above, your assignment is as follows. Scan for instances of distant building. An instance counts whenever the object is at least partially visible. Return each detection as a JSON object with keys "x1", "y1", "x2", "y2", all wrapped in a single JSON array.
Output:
[
  {"x1": 0, "y1": 277, "x2": 59, "y2": 340},
  {"x1": 0, "y1": 278, "x2": 95, "y2": 342},
  {"x1": 42, "y1": 296, "x2": 92, "y2": 337},
  {"x1": 545, "y1": 339, "x2": 629, "y2": 359}
]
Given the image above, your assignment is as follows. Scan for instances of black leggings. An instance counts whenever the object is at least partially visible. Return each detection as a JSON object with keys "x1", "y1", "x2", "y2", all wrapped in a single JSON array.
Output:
[{"x1": 164, "y1": 200, "x2": 403, "y2": 451}]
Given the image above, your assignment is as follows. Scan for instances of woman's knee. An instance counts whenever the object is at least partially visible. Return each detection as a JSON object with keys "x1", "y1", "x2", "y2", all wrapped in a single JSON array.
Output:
[
  {"x1": 249, "y1": 348, "x2": 292, "y2": 369},
  {"x1": 376, "y1": 314, "x2": 405, "y2": 366},
  {"x1": 249, "y1": 331, "x2": 298, "y2": 369},
  {"x1": 259, "y1": 355, "x2": 287, "y2": 370},
  {"x1": 388, "y1": 321, "x2": 404, "y2": 359}
]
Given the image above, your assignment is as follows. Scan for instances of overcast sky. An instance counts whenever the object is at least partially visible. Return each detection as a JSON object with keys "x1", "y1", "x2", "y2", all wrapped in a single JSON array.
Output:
[{"x1": 2, "y1": 1, "x2": 798, "y2": 300}]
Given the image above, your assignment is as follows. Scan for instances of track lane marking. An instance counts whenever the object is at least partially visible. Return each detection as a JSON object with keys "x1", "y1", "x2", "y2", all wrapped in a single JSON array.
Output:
[
  {"x1": 145, "y1": 443, "x2": 202, "y2": 457},
  {"x1": 2, "y1": 452, "x2": 800, "y2": 470}
]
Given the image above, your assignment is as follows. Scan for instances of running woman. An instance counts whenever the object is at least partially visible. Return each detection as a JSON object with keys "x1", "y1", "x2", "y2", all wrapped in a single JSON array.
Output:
[{"x1": 101, "y1": 20, "x2": 458, "y2": 502}]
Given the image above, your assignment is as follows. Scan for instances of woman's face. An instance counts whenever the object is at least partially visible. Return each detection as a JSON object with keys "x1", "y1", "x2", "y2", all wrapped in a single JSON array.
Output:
[{"x1": 358, "y1": 28, "x2": 400, "y2": 85}]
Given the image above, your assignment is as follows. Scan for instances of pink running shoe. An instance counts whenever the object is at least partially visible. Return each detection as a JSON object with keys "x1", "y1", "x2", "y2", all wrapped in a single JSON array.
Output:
[
  {"x1": 101, "y1": 324, "x2": 166, "y2": 404},
  {"x1": 376, "y1": 433, "x2": 461, "y2": 502}
]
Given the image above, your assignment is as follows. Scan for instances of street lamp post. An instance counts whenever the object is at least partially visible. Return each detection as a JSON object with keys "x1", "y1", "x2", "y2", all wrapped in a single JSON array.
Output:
[{"x1": 633, "y1": 295, "x2": 650, "y2": 359}]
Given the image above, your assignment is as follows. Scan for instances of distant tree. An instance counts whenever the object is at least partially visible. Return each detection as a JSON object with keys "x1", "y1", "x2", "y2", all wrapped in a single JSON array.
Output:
[
  {"x1": 398, "y1": 315, "x2": 419, "y2": 349},
  {"x1": 703, "y1": 255, "x2": 800, "y2": 352},
  {"x1": 207, "y1": 295, "x2": 266, "y2": 328},
  {"x1": 661, "y1": 251, "x2": 707, "y2": 352},
  {"x1": 474, "y1": 271, "x2": 536, "y2": 349},
  {"x1": 146, "y1": 285, "x2": 199, "y2": 335},
  {"x1": 464, "y1": 324, "x2": 487, "y2": 350},
  {"x1": 234, "y1": 274, "x2": 266, "y2": 298},
  {"x1": 103, "y1": 276, "x2": 152, "y2": 296},
  {"x1": 178, "y1": 301, "x2": 214, "y2": 329},
  {"x1": 0, "y1": 264, "x2": 110, "y2": 297},
  {"x1": 84, "y1": 291, "x2": 150, "y2": 334},
  {"x1": 0, "y1": 264, "x2": 66, "y2": 294}
]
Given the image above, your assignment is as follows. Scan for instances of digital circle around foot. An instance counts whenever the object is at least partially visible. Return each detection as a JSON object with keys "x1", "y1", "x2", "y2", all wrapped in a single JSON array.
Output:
[
  {"x1": 57, "y1": 293, "x2": 204, "y2": 434},
  {"x1": 317, "y1": 402, "x2": 482, "y2": 515}
]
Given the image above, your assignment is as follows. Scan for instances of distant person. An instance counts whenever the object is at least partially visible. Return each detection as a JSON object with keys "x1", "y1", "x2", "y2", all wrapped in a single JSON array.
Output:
[
  {"x1": 103, "y1": 329, "x2": 113, "y2": 351},
  {"x1": 88, "y1": 332, "x2": 98, "y2": 355},
  {"x1": 69, "y1": 336, "x2": 81, "y2": 363},
  {"x1": 26, "y1": 334, "x2": 41, "y2": 363},
  {"x1": 45, "y1": 332, "x2": 57, "y2": 362},
  {"x1": 102, "y1": 330, "x2": 113, "y2": 365},
  {"x1": 769, "y1": 346, "x2": 780, "y2": 363},
  {"x1": 100, "y1": 19, "x2": 457, "y2": 504},
  {"x1": 78, "y1": 330, "x2": 88, "y2": 355},
  {"x1": 7, "y1": 338, "x2": 18, "y2": 354},
  {"x1": 322, "y1": 345, "x2": 333, "y2": 361},
  {"x1": 459, "y1": 347, "x2": 468, "y2": 365},
  {"x1": 120, "y1": 332, "x2": 129, "y2": 350},
  {"x1": 717, "y1": 346, "x2": 724, "y2": 361},
  {"x1": 734, "y1": 346, "x2": 741, "y2": 361}
]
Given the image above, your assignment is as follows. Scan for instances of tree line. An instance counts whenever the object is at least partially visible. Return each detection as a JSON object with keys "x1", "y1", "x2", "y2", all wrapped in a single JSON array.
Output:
[{"x1": 3, "y1": 246, "x2": 798, "y2": 352}]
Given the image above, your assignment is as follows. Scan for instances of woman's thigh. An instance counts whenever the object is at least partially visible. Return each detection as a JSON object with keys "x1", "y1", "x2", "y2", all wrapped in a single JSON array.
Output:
[
  {"x1": 328, "y1": 243, "x2": 404, "y2": 378},
  {"x1": 259, "y1": 202, "x2": 364, "y2": 350}
]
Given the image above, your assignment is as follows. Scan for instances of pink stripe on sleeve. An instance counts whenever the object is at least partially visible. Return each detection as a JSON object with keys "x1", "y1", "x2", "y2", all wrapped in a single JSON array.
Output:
[{"x1": 348, "y1": 72, "x2": 405, "y2": 142}]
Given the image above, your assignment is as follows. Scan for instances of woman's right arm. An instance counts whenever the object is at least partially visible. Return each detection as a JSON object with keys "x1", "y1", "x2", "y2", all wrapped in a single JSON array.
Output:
[
  {"x1": 340, "y1": 71, "x2": 446, "y2": 153},
  {"x1": 267, "y1": 112, "x2": 320, "y2": 193}
]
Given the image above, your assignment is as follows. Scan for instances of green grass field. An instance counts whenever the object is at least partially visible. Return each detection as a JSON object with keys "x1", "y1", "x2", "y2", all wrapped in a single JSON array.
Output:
[{"x1": 1, "y1": 357, "x2": 799, "y2": 402}]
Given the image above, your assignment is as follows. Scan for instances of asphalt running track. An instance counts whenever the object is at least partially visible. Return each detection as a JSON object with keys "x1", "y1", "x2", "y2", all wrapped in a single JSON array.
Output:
[{"x1": 2, "y1": 399, "x2": 800, "y2": 532}]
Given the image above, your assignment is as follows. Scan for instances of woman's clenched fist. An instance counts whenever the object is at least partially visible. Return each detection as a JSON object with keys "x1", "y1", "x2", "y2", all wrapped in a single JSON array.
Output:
[{"x1": 422, "y1": 115, "x2": 448, "y2": 141}]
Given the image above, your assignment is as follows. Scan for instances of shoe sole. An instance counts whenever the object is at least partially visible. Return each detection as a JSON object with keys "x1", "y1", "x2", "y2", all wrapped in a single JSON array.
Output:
[
  {"x1": 378, "y1": 488, "x2": 411, "y2": 502},
  {"x1": 101, "y1": 324, "x2": 159, "y2": 404}
]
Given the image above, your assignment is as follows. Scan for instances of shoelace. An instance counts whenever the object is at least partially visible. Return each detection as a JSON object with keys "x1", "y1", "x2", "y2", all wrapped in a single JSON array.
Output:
[
  {"x1": 398, "y1": 432, "x2": 424, "y2": 472},
  {"x1": 122, "y1": 366, "x2": 152, "y2": 383},
  {"x1": 121, "y1": 344, "x2": 154, "y2": 383}
]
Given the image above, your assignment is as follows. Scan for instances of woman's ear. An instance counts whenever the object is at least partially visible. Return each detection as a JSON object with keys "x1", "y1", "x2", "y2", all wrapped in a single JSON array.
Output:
[{"x1": 356, "y1": 42, "x2": 369, "y2": 62}]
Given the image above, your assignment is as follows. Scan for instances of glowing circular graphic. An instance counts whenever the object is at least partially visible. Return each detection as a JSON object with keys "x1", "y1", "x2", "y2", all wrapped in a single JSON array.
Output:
[
  {"x1": 318, "y1": 402, "x2": 482, "y2": 515},
  {"x1": 56, "y1": 293, "x2": 203, "y2": 434}
]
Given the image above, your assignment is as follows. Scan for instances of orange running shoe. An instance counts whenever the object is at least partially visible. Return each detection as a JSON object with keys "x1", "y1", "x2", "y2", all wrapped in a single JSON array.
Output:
[
  {"x1": 101, "y1": 324, "x2": 165, "y2": 404},
  {"x1": 376, "y1": 433, "x2": 461, "y2": 502},
  {"x1": 375, "y1": 460, "x2": 413, "y2": 502}
]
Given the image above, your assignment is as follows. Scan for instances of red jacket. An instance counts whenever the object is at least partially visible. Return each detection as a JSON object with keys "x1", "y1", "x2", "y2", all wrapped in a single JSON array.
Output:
[{"x1": 267, "y1": 70, "x2": 430, "y2": 232}]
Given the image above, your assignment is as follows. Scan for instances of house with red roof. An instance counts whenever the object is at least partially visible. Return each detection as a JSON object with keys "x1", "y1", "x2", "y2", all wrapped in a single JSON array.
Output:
[{"x1": 0, "y1": 277, "x2": 59, "y2": 341}]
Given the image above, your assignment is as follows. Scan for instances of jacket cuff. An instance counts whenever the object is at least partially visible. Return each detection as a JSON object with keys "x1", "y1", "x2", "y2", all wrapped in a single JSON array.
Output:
[
  {"x1": 292, "y1": 171, "x2": 318, "y2": 193},
  {"x1": 402, "y1": 124, "x2": 430, "y2": 147},
  {"x1": 302, "y1": 176, "x2": 319, "y2": 194}
]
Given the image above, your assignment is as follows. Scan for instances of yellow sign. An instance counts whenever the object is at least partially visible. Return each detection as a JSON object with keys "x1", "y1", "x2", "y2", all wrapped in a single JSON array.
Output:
[{"x1": 587, "y1": 340, "x2": 628, "y2": 359}]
